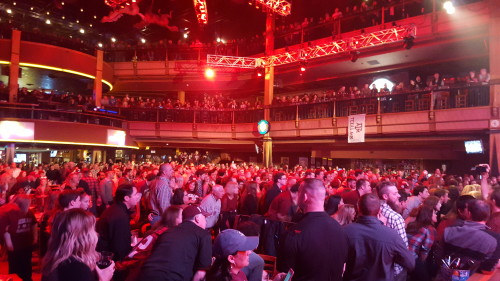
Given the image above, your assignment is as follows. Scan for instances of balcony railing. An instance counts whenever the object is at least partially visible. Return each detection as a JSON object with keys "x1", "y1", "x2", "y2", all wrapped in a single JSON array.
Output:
[
  {"x1": 0, "y1": 84, "x2": 491, "y2": 126},
  {"x1": 0, "y1": 103, "x2": 126, "y2": 129}
]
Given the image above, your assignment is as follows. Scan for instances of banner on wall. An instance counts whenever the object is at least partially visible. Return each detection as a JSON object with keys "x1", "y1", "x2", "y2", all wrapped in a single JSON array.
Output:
[{"x1": 348, "y1": 114, "x2": 366, "y2": 143}]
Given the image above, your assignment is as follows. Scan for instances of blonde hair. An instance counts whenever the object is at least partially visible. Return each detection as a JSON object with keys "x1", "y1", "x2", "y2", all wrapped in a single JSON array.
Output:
[
  {"x1": 42, "y1": 209, "x2": 99, "y2": 276},
  {"x1": 333, "y1": 204, "x2": 356, "y2": 226}
]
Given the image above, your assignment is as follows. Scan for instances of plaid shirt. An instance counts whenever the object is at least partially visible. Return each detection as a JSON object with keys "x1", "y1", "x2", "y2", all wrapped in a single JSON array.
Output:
[
  {"x1": 82, "y1": 176, "x2": 100, "y2": 203},
  {"x1": 408, "y1": 226, "x2": 436, "y2": 258},
  {"x1": 380, "y1": 201, "x2": 408, "y2": 275}
]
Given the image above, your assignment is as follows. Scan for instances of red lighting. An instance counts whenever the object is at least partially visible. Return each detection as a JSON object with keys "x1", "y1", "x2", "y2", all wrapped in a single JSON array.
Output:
[
  {"x1": 193, "y1": 0, "x2": 208, "y2": 24},
  {"x1": 205, "y1": 68, "x2": 215, "y2": 79}
]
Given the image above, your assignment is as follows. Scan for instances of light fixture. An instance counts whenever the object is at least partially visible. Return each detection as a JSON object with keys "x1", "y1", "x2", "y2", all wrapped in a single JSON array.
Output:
[
  {"x1": 30, "y1": 7, "x2": 34, "y2": 10},
  {"x1": 80, "y1": 8, "x2": 84, "y2": 12},
  {"x1": 76, "y1": 20, "x2": 79, "y2": 23},
  {"x1": 205, "y1": 68, "x2": 215, "y2": 79},
  {"x1": 61, "y1": 16, "x2": 65, "y2": 19},
  {"x1": 349, "y1": 51, "x2": 360, "y2": 62},
  {"x1": 98, "y1": 42, "x2": 103, "y2": 48},
  {"x1": 299, "y1": 61, "x2": 307, "y2": 72},
  {"x1": 111, "y1": 37, "x2": 116, "y2": 42},
  {"x1": 89, "y1": 24, "x2": 93, "y2": 27},
  {"x1": 183, "y1": 33, "x2": 188, "y2": 39},
  {"x1": 45, "y1": 19, "x2": 51, "y2": 24},
  {"x1": 446, "y1": 6, "x2": 455, "y2": 14},
  {"x1": 79, "y1": 28, "x2": 85, "y2": 34},
  {"x1": 61, "y1": 1, "x2": 65, "y2": 5},
  {"x1": 6, "y1": 9, "x2": 12, "y2": 14},
  {"x1": 141, "y1": 38, "x2": 146, "y2": 44},
  {"x1": 94, "y1": 15, "x2": 97, "y2": 19},
  {"x1": 46, "y1": 11, "x2": 50, "y2": 15},
  {"x1": 403, "y1": 36, "x2": 414, "y2": 49},
  {"x1": 13, "y1": 2, "x2": 16, "y2": 5},
  {"x1": 216, "y1": 38, "x2": 221, "y2": 43},
  {"x1": 256, "y1": 68, "x2": 264, "y2": 77},
  {"x1": 443, "y1": 1, "x2": 455, "y2": 14}
]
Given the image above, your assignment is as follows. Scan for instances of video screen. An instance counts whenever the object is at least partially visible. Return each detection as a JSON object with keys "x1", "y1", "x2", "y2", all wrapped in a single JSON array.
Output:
[{"x1": 465, "y1": 140, "x2": 483, "y2": 154}]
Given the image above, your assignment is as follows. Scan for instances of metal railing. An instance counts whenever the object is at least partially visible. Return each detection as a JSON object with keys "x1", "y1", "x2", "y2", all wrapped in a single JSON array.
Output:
[
  {"x1": 0, "y1": 84, "x2": 490, "y2": 126},
  {"x1": 0, "y1": 103, "x2": 126, "y2": 128}
]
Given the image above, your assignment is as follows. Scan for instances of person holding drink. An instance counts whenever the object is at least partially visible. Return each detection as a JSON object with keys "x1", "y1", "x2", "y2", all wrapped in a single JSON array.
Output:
[{"x1": 41, "y1": 209, "x2": 114, "y2": 281}]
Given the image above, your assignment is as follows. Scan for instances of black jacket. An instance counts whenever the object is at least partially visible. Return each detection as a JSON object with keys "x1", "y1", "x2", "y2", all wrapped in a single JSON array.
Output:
[{"x1": 96, "y1": 201, "x2": 132, "y2": 261}]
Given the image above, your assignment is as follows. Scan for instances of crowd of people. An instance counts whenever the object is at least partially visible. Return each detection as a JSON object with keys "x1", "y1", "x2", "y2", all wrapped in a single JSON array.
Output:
[
  {"x1": 0, "y1": 157, "x2": 499, "y2": 281},
  {"x1": 1, "y1": 68, "x2": 490, "y2": 115}
]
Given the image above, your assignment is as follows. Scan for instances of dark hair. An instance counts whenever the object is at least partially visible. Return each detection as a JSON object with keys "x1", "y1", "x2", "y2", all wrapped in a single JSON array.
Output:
[
  {"x1": 290, "y1": 183, "x2": 300, "y2": 193},
  {"x1": 358, "y1": 193, "x2": 380, "y2": 216},
  {"x1": 407, "y1": 205, "x2": 435, "y2": 234},
  {"x1": 195, "y1": 169, "x2": 207, "y2": 177},
  {"x1": 115, "y1": 184, "x2": 134, "y2": 203},
  {"x1": 423, "y1": 196, "x2": 440, "y2": 210},
  {"x1": 237, "y1": 221, "x2": 260, "y2": 236},
  {"x1": 398, "y1": 189, "x2": 409, "y2": 202},
  {"x1": 356, "y1": 179, "x2": 369, "y2": 190},
  {"x1": 171, "y1": 188, "x2": 185, "y2": 205},
  {"x1": 456, "y1": 195, "x2": 476, "y2": 212},
  {"x1": 347, "y1": 177, "x2": 356, "y2": 184},
  {"x1": 58, "y1": 190, "x2": 80, "y2": 209},
  {"x1": 433, "y1": 188, "x2": 449, "y2": 199},
  {"x1": 325, "y1": 195, "x2": 342, "y2": 215},
  {"x1": 206, "y1": 257, "x2": 232, "y2": 281},
  {"x1": 447, "y1": 186, "x2": 460, "y2": 201},
  {"x1": 468, "y1": 199, "x2": 490, "y2": 222},
  {"x1": 413, "y1": 185, "x2": 427, "y2": 196},
  {"x1": 491, "y1": 188, "x2": 500, "y2": 208},
  {"x1": 273, "y1": 172, "x2": 286, "y2": 184},
  {"x1": 314, "y1": 169, "x2": 324, "y2": 177},
  {"x1": 154, "y1": 205, "x2": 183, "y2": 229}
]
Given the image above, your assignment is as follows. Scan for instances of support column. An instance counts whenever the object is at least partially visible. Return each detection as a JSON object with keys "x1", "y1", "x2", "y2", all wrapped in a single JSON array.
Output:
[
  {"x1": 263, "y1": 137, "x2": 273, "y2": 169},
  {"x1": 8, "y1": 30, "x2": 21, "y2": 103},
  {"x1": 5, "y1": 144, "x2": 15, "y2": 164},
  {"x1": 94, "y1": 49, "x2": 104, "y2": 107},
  {"x1": 489, "y1": 3, "x2": 500, "y2": 175},
  {"x1": 262, "y1": 11, "x2": 275, "y2": 168},
  {"x1": 178, "y1": 90, "x2": 185, "y2": 104}
]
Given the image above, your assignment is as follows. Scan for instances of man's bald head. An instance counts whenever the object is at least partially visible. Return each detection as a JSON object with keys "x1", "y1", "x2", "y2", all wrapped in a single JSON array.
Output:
[
  {"x1": 299, "y1": 178, "x2": 326, "y2": 212},
  {"x1": 159, "y1": 163, "x2": 173, "y2": 177}
]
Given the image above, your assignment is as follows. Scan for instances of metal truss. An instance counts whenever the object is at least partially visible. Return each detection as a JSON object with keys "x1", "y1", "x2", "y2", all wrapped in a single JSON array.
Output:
[
  {"x1": 193, "y1": 0, "x2": 208, "y2": 24},
  {"x1": 207, "y1": 55, "x2": 260, "y2": 69},
  {"x1": 255, "y1": 0, "x2": 291, "y2": 16},
  {"x1": 207, "y1": 24, "x2": 416, "y2": 68}
]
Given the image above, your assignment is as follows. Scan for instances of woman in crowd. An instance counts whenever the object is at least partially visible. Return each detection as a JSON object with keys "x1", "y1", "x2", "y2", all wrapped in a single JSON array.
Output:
[
  {"x1": 406, "y1": 205, "x2": 437, "y2": 281},
  {"x1": 42, "y1": 208, "x2": 114, "y2": 281},
  {"x1": 239, "y1": 181, "x2": 259, "y2": 215},
  {"x1": 118, "y1": 205, "x2": 183, "y2": 281},
  {"x1": 332, "y1": 204, "x2": 356, "y2": 226},
  {"x1": 207, "y1": 229, "x2": 259, "y2": 281},
  {"x1": 79, "y1": 189, "x2": 92, "y2": 211}
]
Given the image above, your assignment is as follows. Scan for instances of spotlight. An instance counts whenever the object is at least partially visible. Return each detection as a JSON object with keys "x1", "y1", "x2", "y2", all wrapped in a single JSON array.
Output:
[
  {"x1": 97, "y1": 42, "x2": 103, "y2": 48},
  {"x1": 205, "y1": 68, "x2": 215, "y2": 79},
  {"x1": 79, "y1": 28, "x2": 85, "y2": 34},
  {"x1": 403, "y1": 36, "x2": 414, "y2": 49},
  {"x1": 299, "y1": 61, "x2": 307, "y2": 72},
  {"x1": 256, "y1": 68, "x2": 264, "y2": 77},
  {"x1": 6, "y1": 9, "x2": 12, "y2": 14},
  {"x1": 111, "y1": 37, "x2": 116, "y2": 42},
  {"x1": 183, "y1": 33, "x2": 188, "y2": 39},
  {"x1": 349, "y1": 51, "x2": 360, "y2": 62},
  {"x1": 45, "y1": 19, "x2": 51, "y2": 24},
  {"x1": 141, "y1": 38, "x2": 146, "y2": 44},
  {"x1": 446, "y1": 6, "x2": 455, "y2": 14},
  {"x1": 443, "y1": 1, "x2": 455, "y2": 14}
]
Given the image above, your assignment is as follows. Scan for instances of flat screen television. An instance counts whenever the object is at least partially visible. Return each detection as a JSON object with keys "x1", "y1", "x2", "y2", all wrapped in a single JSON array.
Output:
[
  {"x1": 465, "y1": 140, "x2": 483, "y2": 154},
  {"x1": 50, "y1": 150, "x2": 58, "y2": 157},
  {"x1": 14, "y1": 153, "x2": 26, "y2": 163}
]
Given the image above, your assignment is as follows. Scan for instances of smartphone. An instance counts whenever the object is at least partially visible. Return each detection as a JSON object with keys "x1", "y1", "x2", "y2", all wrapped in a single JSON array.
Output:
[{"x1": 283, "y1": 268, "x2": 294, "y2": 281}]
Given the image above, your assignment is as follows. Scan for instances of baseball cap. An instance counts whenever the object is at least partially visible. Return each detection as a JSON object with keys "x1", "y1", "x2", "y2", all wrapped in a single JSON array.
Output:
[
  {"x1": 182, "y1": 205, "x2": 207, "y2": 221},
  {"x1": 213, "y1": 229, "x2": 259, "y2": 258}
]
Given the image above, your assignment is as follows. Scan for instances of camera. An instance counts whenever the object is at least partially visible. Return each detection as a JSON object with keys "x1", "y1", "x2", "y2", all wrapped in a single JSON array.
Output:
[{"x1": 471, "y1": 165, "x2": 488, "y2": 174}]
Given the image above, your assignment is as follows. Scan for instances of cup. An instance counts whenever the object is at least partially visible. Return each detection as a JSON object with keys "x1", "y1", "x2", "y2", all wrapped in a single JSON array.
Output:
[{"x1": 97, "y1": 251, "x2": 114, "y2": 269}]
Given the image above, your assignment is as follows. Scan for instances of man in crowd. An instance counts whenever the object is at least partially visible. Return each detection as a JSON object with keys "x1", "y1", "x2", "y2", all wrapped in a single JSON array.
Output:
[
  {"x1": 378, "y1": 181, "x2": 408, "y2": 281},
  {"x1": 97, "y1": 184, "x2": 141, "y2": 280},
  {"x1": 200, "y1": 184, "x2": 225, "y2": 230},
  {"x1": 277, "y1": 179, "x2": 347, "y2": 280},
  {"x1": 342, "y1": 178, "x2": 371, "y2": 206},
  {"x1": 403, "y1": 185, "x2": 430, "y2": 219},
  {"x1": 149, "y1": 163, "x2": 173, "y2": 225},
  {"x1": 0, "y1": 195, "x2": 36, "y2": 281},
  {"x1": 344, "y1": 193, "x2": 415, "y2": 280},
  {"x1": 81, "y1": 168, "x2": 100, "y2": 215},
  {"x1": 263, "y1": 172, "x2": 286, "y2": 214},
  {"x1": 194, "y1": 169, "x2": 210, "y2": 197},
  {"x1": 139, "y1": 205, "x2": 212, "y2": 281},
  {"x1": 100, "y1": 170, "x2": 115, "y2": 207},
  {"x1": 443, "y1": 199, "x2": 500, "y2": 273},
  {"x1": 118, "y1": 168, "x2": 134, "y2": 186}
]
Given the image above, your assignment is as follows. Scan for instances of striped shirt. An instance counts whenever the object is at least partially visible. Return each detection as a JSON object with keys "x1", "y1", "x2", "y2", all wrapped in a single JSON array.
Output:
[{"x1": 380, "y1": 201, "x2": 408, "y2": 276}]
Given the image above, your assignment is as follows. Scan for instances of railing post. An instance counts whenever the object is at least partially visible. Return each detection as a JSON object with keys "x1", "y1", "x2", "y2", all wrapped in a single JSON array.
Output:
[
  {"x1": 295, "y1": 105, "x2": 299, "y2": 128},
  {"x1": 376, "y1": 97, "x2": 382, "y2": 123},
  {"x1": 231, "y1": 110, "x2": 235, "y2": 130},
  {"x1": 332, "y1": 101, "x2": 337, "y2": 127},
  {"x1": 156, "y1": 109, "x2": 160, "y2": 123},
  {"x1": 381, "y1": 7, "x2": 385, "y2": 25}
]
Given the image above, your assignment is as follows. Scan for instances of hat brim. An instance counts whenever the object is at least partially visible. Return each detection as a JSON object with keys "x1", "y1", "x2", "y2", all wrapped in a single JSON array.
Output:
[{"x1": 237, "y1": 236, "x2": 259, "y2": 252}]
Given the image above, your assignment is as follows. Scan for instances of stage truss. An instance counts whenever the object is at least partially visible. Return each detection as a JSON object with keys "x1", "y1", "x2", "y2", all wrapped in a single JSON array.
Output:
[
  {"x1": 193, "y1": 0, "x2": 208, "y2": 24},
  {"x1": 207, "y1": 24, "x2": 416, "y2": 69},
  {"x1": 255, "y1": 0, "x2": 291, "y2": 16}
]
